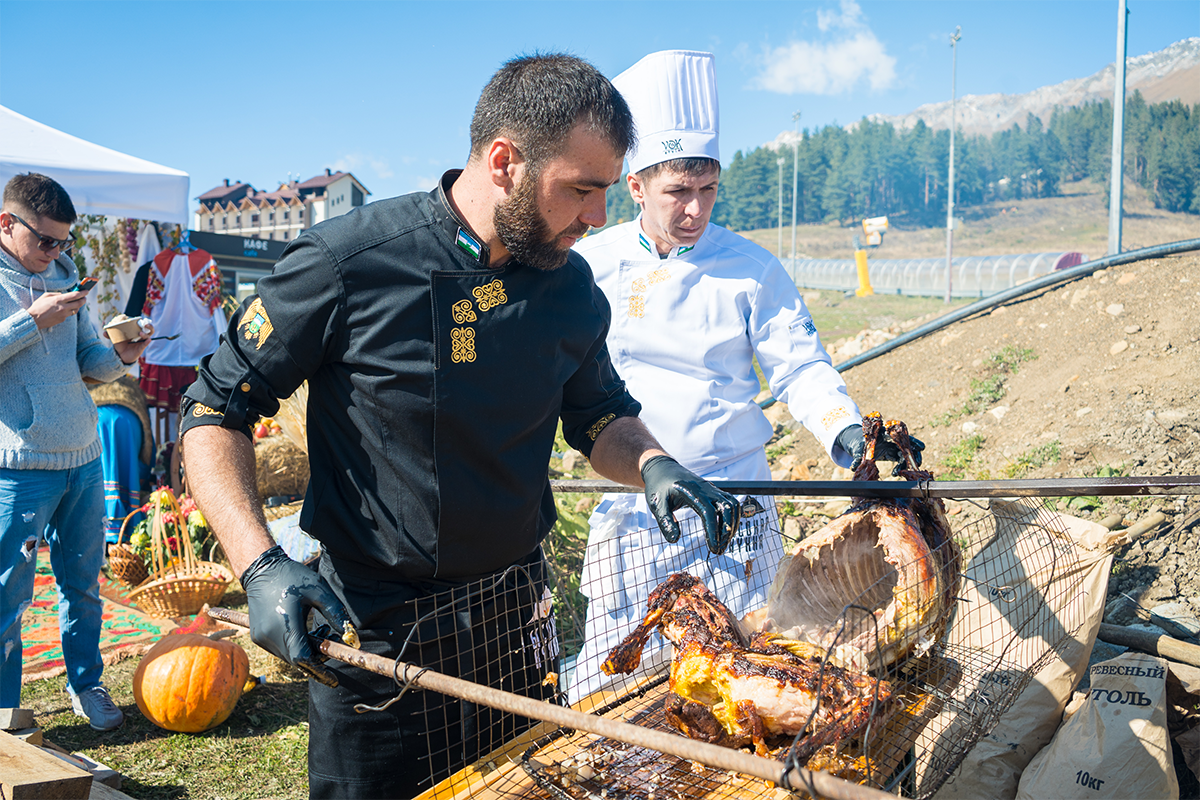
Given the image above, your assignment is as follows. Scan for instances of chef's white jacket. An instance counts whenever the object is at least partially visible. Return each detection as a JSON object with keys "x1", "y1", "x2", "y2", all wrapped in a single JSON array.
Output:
[{"x1": 575, "y1": 217, "x2": 861, "y2": 472}]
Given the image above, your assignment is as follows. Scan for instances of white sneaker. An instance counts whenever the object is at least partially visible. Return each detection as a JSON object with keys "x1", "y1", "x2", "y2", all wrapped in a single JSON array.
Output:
[{"x1": 69, "y1": 685, "x2": 125, "y2": 731}]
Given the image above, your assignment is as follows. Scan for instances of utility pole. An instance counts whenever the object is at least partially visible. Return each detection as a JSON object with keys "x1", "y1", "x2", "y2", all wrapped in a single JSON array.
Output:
[
  {"x1": 790, "y1": 111, "x2": 801, "y2": 261},
  {"x1": 945, "y1": 26, "x2": 961, "y2": 304},
  {"x1": 777, "y1": 157, "x2": 786, "y2": 259},
  {"x1": 1108, "y1": 0, "x2": 1128, "y2": 255}
]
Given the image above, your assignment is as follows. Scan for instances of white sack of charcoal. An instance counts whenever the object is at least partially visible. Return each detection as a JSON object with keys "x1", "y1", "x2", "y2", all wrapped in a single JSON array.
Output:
[
  {"x1": 601, "y1": 572, "x2": 900, "y2": 772},
  {"x1": 752, "y1": 412, "x2": 963, "y2": 671}
]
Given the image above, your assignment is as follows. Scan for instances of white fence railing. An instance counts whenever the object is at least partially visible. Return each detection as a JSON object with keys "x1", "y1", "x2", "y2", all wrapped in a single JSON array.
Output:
[{"x1": 786, "y1": 252, "x2": 1087, "y2": 298}]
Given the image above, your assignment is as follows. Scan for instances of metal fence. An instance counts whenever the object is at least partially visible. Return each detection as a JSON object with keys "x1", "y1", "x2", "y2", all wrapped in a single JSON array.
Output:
[{"x1": 787, "y1": 252, "x2": 1086, "y2": 298}]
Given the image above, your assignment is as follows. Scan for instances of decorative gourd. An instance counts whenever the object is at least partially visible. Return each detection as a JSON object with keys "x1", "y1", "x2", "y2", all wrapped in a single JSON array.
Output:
[{"x1": 133, "y1": 633, "x2": 250, "y2": 733}]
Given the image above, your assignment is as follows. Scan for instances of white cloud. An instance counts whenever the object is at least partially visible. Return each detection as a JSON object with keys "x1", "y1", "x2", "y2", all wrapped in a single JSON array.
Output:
[
  {"x1": 331, "y1": 153, "x2": 394, "y2": 180},
  {"x1": 409, "y1": 175, "x2": 439, "y2": 194},
  {"x1": 753, "y1": 1, "x2": 896, "y2": 95},
  {"x1": 817, "y1": 0, "x2": 863, "y2": 32}
]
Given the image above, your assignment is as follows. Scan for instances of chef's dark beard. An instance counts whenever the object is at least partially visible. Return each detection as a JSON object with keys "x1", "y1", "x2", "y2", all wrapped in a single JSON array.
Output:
[{"x1": 494, "y1": 172, "x2": 588, "y2": 272}]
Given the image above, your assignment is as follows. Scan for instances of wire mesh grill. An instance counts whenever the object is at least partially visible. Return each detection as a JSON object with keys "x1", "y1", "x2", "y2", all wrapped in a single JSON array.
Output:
[
  {"x1": 462, "y1": 495, "x2": 1088, "y2": 800},
  {"x1": 394, "y1": 556, "x2": 566, "y2": 794}
]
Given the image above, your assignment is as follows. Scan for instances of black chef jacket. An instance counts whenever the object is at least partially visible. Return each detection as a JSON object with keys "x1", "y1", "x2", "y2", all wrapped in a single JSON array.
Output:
[{"x1": 180, "y1": 171, "x2": 641, "y2": 582}]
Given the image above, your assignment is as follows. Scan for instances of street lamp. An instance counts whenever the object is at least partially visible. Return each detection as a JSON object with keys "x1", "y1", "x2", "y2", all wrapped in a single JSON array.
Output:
[
  {"x1": 790, "y1": 111, "x2": 801, "y2": 261},
  {"x1": 777, "y1": 157, "x2": 786, "y2": 258},
  {"x1": 945, "y1": 26, "x2": 961, "y2": 304}
]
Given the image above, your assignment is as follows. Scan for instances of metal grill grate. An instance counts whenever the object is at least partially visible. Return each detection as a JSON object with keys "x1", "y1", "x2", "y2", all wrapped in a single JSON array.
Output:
[
  {"x1": 458, "y1": 495, "x2": 1087, "y2": 799},
  {"x1": 396, "y1": 557, "x2": 566, "y2": 792}
]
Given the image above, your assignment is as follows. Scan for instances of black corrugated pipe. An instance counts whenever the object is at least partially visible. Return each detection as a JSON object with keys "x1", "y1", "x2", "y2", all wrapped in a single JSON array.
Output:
[{"x1": 755, "y1": 238, "x2": 1200, "y2": 409}]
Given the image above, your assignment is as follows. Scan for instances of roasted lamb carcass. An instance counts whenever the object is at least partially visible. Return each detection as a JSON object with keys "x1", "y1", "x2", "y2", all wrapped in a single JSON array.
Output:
[
  {"x1": 757, "y1": 413, "x2": 962, "y2": 670},
  {"x1": 603, "y1": 573, "x2": 896, "y2": 760}
]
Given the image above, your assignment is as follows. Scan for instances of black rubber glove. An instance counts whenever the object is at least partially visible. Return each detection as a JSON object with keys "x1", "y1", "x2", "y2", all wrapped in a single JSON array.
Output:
[
  {"x1": 239, "y1": 545, "x2": 357, "y2": 687},
  {"x1": 836, "y1": 424, "x2": 926, "y2": 472},
  {"x1": 836, "y1": 425, "x2": 868, "y2": 469},
  {"x1": 641, "y1": 455, "x2": 740, "y2": 555}
]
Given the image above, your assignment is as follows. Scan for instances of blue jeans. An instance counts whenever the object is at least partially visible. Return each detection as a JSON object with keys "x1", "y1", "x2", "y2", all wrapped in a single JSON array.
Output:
[{"x1": 0, "y1": 460, "x2": 105, "y2": 706}]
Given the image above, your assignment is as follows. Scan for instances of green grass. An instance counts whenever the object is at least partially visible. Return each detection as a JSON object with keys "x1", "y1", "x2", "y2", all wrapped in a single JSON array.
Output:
[
  {"x1": 932, "y1": 345, "x2": 1037, "y2": 427},
  {"x1": 23, "y1": 629, "x2": 311, "y2": 800},
  {"x1": 1003, "y1": 440, "x2": 1061, "y2": 478},
  {"x1": 933, "y1": 374, "x2": 1006, "y2": 426},
  {"x1": 938, "y1": 434, "x2": 986, "y2": 480},
  {"x1": 988, "y1": 344, "x2": 1037, "y2": 373}
]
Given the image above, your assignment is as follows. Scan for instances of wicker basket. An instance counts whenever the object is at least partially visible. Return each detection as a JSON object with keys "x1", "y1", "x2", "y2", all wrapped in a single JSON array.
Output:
[
  {"x1": 128, "y1": 562, "x2": 235, "y2": 618},
  {"x1": 108, "y1": 509, "x2": 151, "y2": 588},
  {"x1": 107, "y1": 542, "x2": 149, "y2": 588},
  {"x1": 125, "y1": 488, "x2": 232, "y2": 618}
]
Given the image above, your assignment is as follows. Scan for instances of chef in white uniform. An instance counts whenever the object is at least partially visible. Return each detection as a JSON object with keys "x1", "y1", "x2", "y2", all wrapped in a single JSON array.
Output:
[{"x1": 567, "y1": 50, "x2": 901, "y2": 704}]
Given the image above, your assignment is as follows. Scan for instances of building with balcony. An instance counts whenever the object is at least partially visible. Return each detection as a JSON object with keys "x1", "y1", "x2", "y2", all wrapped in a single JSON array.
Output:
[{"x1": 194, "y1": 169, "x2": 371, "y2": 241}]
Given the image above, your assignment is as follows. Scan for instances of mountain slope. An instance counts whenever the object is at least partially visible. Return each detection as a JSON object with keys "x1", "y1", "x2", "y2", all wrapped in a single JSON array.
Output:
[{"x1": 866, "y1": 37, "x2": 1199, "y2": 136}]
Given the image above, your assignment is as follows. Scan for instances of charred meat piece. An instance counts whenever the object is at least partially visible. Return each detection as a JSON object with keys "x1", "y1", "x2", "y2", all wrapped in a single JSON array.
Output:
[
  {"x1": 605, "y1": 573, "x2": 895, "y2": 759},
  {"x1": 603, "y1": 572, "x2": 747, "y2": 676},
  {"x1": 761, "y1": 413, "x2": 961, "y2": 669}
]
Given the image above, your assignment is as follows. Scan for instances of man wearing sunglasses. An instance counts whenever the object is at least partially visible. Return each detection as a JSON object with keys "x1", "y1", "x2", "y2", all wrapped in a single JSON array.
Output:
[{"x1": 0, "y1": 172, "x2": 152, "y2": 732}]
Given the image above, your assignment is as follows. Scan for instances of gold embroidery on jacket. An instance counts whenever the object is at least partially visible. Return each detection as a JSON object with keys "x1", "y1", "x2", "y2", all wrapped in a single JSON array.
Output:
[
  {"x1": 588, "y1": 413, "x2": 617, "y2": 441},
  {"x1": 451, "y1": 327, "x2": 477, "y2": 363},
  {"x1": 822, "y1": 407, "x2": 852, "y2": 430},
  {"x1": 240, "y1": 298, "x2": 274, "y2": 350},
  {"x1": 191, "y1": 403, "x2": 221, "y2": 418},
  {"x1": 648, "y1": 267, "x2": 671, "y2": 284},
  {"x1": 452, "y1": 300, "x2": 477, "y2": 324},
  {"x1": 472, "y1": 280, "x2": 507, "y2": 311},
  {"x1": 628, "y1": 296, "x2": 645, "y2": 318},
  {"x1": 631, "y1": 278, "x2": 647, "y2": 293}
]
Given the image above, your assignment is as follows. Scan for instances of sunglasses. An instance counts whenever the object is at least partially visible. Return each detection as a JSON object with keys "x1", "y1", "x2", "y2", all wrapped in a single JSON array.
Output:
[{"x1": 7, "y1": 213, "x2": 75, "y2": 256}]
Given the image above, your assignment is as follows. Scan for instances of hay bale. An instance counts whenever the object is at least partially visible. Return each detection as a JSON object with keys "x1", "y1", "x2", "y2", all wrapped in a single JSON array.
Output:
[
  {"x1": 275, "y1": 382, "x2": 308, "y2": 454},
  {"x1": 254, "y1": 435, "x2": 309, "y2": 500}
]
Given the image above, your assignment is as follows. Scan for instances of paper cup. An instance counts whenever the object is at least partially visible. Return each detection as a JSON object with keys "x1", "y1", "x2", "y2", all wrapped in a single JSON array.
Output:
[{"x1": 104, "y1": 317, "x2": 144, "y2": 343}]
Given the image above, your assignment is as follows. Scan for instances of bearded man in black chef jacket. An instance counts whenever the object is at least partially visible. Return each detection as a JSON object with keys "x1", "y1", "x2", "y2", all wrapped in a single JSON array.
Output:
[{"x1": 179, "y1": 53, "x2": 740, "y2": 799}]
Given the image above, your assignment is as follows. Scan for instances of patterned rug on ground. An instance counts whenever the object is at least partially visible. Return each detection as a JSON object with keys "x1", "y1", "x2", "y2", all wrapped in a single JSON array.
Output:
[{"x1": 21, "y1": 546, "x2": 182, "y2": 683}]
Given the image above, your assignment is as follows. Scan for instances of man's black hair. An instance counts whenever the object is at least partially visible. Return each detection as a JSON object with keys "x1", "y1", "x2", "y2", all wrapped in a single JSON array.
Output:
[
  {"x1": 2, "y1": 173, "x2": 77, "y2": 224},
  {"x1": 635, "y1": 157, "x2": 721, "y2": 184},
  {"x1": 470, "y1": 53, "x2": 635, "y2": 172}
]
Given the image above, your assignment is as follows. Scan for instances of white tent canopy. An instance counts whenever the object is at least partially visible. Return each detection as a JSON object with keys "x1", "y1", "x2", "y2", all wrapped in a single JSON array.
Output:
[{"x1": 0, "y1": 105, "x2": 188, "y2": 224}]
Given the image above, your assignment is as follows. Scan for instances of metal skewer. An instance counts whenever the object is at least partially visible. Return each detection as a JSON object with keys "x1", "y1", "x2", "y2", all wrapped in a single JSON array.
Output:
[
  {"x1": 207, "y1": 607, "x2": 893, "y2": 800},
  {"x1": 552, "y1": 475, "x2": 1200, "y2": 498}
]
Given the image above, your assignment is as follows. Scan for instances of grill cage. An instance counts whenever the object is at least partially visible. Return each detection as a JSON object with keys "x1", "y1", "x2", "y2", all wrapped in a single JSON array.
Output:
[{"x1": 401, "y1": 495, "x2": 1085, "y2": 798}]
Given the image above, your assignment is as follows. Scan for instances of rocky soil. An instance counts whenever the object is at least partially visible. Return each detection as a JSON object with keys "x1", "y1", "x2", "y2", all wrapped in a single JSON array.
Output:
[{"x1": 771, "y1": 251, "x2": 1200, "y2": 605}]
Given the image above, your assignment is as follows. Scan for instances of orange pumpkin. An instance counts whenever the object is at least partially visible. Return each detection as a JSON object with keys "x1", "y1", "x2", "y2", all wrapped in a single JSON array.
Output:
[{"x1": 133, "y1": 633, "x2": 250, "y2": 733}]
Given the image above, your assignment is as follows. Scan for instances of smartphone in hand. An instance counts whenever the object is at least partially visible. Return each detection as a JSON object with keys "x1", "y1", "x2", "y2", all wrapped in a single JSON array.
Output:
[{"x1": 72, "y1": 276, "x2": 98, "y2": 292}]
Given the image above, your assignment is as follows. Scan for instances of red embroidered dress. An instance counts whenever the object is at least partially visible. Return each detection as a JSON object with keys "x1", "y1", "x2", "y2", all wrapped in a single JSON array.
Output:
[{"x1": 138, "y1": 248, "x2": 226, "y2": 412}]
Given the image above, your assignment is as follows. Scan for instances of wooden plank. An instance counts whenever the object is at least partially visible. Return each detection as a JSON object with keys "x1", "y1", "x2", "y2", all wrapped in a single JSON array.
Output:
[
  {"x1": 0, "y1": 709, "x2": 33, "y2": 731},
  {"x1": 89, "y1": 781, "x2": 137, "y2": 800},
  {"x1": 0, "y1": 729, "x2": 92, "y2": 799}
]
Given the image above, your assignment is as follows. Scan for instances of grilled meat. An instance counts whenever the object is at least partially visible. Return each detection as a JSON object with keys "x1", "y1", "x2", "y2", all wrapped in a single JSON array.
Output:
[
  {"x1": 761, "y1": 413, "x2": 962, "y2": 669},
  {"x1": 604, "y1": 573, "x2": 895, "y2": 759}
]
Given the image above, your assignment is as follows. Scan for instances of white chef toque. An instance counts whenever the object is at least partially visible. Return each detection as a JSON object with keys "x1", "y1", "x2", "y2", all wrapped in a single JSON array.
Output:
[{"x1": 613, "y1": 50, "x2": 720, "y2": 175}]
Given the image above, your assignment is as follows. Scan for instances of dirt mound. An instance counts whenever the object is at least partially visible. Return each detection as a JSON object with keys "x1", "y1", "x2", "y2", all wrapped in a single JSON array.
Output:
[{"x1": 768, "y1": 250, "x2": 1200, "y2": 615}]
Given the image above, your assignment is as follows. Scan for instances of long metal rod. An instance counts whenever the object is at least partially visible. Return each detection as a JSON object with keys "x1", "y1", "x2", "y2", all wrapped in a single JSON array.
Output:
[
  {"x1": 945, "y1": 26, "x2": 961, "y2": 304},
  {"x1": 208, "y1": 608, "x2": 892, "y2": 800},
  {"x1": 552, "y1": 476, "x2": 1200, "y2": 498},
  {"x1": 790, "y1": 111, "x2": 800, "y2": 261},
  {"x1": 1108, "y1": 0, "x2": 1128, "y2": 255}
]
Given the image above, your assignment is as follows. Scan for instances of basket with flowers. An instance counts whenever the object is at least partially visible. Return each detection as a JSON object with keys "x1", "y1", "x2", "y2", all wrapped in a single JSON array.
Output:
[{"x1": 122, "y1": 487, "x2": 234, "y2": 618}]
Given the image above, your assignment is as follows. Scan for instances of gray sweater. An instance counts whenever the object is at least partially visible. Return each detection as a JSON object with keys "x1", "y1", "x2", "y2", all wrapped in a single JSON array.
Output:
[{"x1": 0, "y1": 248, "x2": 127, "y2": 470}]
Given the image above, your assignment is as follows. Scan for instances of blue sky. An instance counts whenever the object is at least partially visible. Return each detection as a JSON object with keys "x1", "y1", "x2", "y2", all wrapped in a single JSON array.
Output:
[{"x1": 1, "y1": 1, "x2": 1195, "y2": 216}]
